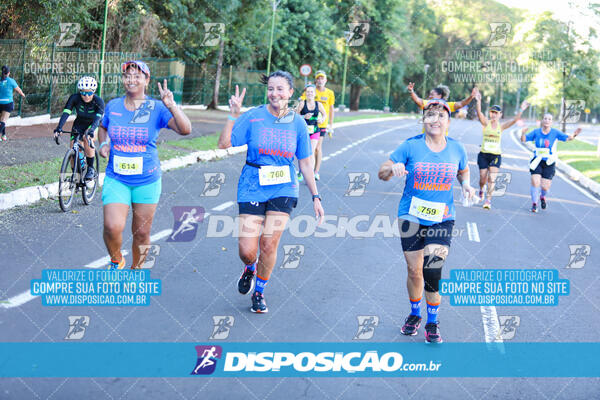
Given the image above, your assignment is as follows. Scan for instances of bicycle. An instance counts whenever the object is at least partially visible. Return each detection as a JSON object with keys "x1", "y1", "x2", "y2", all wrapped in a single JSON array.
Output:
[{"x1": 55, "y1": 130, "x2": 99, "y2": 212}]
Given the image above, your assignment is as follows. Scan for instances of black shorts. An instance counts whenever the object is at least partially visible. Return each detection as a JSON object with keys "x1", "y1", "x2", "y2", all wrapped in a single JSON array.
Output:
[
  {"x1": 318, "y1": 127, "x2": 327, "y2": 137},
  {"x1": 0, "y1": 102, "x2": 14, "y2": 113},
  {"x1": 530, "y1": 159, "x2": 556, "y2": 179},
  {"x1": 70, "y1": 121, "x2": 93, "y2": 141},
  {"x1": 399, "y1": 219, "x2": 455, "y2": 252},
  {"x1": 239, "y1": 196, "x2": 298, "y2": 216},
  {"x1": 477, "y1": 152, "x2": 501, "y2": 169}
]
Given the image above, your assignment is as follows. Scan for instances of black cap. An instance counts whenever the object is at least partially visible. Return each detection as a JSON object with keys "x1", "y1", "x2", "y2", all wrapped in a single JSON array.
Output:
[{"x1": 490, "y1": 105, "x2": 502, "y2": 112}]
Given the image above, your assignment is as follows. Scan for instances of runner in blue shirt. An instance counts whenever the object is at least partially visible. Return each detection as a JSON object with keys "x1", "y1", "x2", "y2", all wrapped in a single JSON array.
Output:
[
  {"x1": 379, "y1": 99, "x2": 476, "y2": 343},
  {"x1": 98, "y1": 60, "x2": 191, "y2": 270},
  {"x1": 218, "y1": 70, "x2": 325, "y2": 313},
  {"x1": 520, "y1": 113, "x2": 581, "y2": 212},
  {"x1": 0, "y1": 65, "x2": 26, "y2": 141}
]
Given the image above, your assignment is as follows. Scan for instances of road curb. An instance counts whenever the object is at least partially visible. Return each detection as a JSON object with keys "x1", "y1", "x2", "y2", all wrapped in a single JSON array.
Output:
[
  {"x1": 0, "y1": 116, "x2": 410, "y2": 211},
  {"x1": 512, "y1": 129, "x2": 600, "y2": 199}
]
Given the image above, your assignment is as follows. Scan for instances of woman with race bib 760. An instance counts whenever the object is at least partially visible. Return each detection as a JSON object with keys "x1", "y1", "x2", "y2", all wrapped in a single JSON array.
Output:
[
  {"x1": 218, "y1": 71, "x2": 324, "y2": 313},
  {"x1": 98, "y1": 61, "x2": 191, "y2": 269},
  {"x1": 379, "y1": 100, "x2": 476, "y2": 343}
]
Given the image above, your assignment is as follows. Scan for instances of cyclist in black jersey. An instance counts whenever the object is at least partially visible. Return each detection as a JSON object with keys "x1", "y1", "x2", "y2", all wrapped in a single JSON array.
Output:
[
  {"x1": 295, "y1": 84, "x2": 326, "y2": 181},
  {"x1": 54, "y1": 76, "x2": 105, "y2": 180}
]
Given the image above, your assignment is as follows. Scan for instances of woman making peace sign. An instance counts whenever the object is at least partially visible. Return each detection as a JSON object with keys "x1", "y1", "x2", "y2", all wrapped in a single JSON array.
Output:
[{"x1": 98, "y1": 60, "x2": 191, "y2": 270}]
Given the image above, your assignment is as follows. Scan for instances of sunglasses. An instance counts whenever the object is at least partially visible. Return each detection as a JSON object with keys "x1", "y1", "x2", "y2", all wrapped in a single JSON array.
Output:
[{"x1": 80, "y1": 91, "x2": 94, "y2": 96}]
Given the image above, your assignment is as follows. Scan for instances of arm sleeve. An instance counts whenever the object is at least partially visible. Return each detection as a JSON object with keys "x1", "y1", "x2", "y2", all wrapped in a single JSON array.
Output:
[
  {"x1": 390, "y1": 141, "x2": 410, "y2": 164},
  {"x1": 87, "y1": 97, "x2": 106, "y2": 133},
  {"x1": 230, "y1": 110, "x2": 252, "y2": 147},
  {"x1": 57, "y1": 94, "x2": 78, "y2": 130},
  {"x1": 295, "y1": 116, "x2": 311, "y2": 160}
]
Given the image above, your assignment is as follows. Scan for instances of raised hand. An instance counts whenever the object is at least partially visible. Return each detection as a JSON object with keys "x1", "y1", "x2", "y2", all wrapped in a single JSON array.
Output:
[
  {"x1": 157, "y1": 79, "x2": 176, "y2": 109},
  {"x1": 520, "y1": 100, "x2": 530, "y2": 112},
  {"x1": 229, "y1": 85, "x2": 246, "y2": 118},
  {"x1": 407, "y1": 82, "x2": 415, "y2": 92}
]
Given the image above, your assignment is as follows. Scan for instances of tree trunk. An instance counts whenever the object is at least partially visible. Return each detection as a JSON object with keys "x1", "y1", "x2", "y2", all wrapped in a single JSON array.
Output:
[
  {"x1": 207, "y1": 37, "x2": 225, "y2": 110},
  {"x1": 350, "y1": 84, "x2": 362, "y2": 111}
]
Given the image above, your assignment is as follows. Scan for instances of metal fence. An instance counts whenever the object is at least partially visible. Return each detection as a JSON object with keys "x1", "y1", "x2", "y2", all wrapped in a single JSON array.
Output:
[{"x1": 1, "y1": 39, "x2": 417, "y2": 119}]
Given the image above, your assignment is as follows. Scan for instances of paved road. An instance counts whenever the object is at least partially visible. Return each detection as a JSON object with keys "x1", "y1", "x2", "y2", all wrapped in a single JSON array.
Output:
[{"x1": 1, "y1": 118, "x2": 599, "y2": 398}]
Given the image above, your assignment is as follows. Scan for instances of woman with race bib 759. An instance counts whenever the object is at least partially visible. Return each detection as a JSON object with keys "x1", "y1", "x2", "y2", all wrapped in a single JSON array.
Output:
[{"x1": 379, "y1": 100, "x2": 477, "y2": 343}]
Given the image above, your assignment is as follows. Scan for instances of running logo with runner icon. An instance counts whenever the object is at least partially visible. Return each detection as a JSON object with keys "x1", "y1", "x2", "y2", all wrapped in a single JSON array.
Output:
[
  {"x1": 487, "y1": 22, "x2": 511, "y2": 47},
  {"x1": 138, "y1": 244, "x2": 161, "y2": 268},
  {"x1": 202, "y1": 23, "x2": 224, "y2": 46},
  {"x1": 209, "y1": 316, "x2": 234, "y2": 340},
  {"x1": 345, "y1": 172, "x2": 370, "y2": 196},
  {"x1": 129, "y1": 100, "x2": 155, "y2": 124},
  {"x1": 57, "y1": 23, "x2": 80, "y2": 46},
  {"x1": 280, "y1": 245, "x2": 305, "y2": 269},
  {"x1": 168, "y1": 206, "x2": 205, "y2": 242},
  {"x1": 566, "y1": 244, "x2": 591, "y2": 269},
  {"x1": 201, "y1": 173, "x2": 225, "y2": 197},
  {"x1": 191, "y1": 345, "x2": 222, "y2": 375},
  {"x1": 354, "y1": 315, "x2": 379, "y2": 340},
  {"x1": 561, "y1": 100, "x2": 585, "y2": 124},
  {"x1": 346, "y1": 22, "x2": 370, "y2": 46},
  {"x1": 65, "y1": 316, "x2": 90, "y2": 340},
  {"x1": 492, "y1": 172, "x2": 512, "y2": 196},
  {"x1": 497, "y1": 315, "x2": 520, "y2": 340}
]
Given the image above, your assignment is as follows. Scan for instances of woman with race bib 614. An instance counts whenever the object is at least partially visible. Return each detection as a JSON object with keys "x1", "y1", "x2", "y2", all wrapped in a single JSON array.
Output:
[{"x1": 98, "y1": 61, "x2": 191, "y2": 270}]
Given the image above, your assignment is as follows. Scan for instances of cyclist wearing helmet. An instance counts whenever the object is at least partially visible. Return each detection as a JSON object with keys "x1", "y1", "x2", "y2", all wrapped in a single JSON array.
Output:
[{"x1": 54, "y1": 76, "x2": 105, "y2": 180}]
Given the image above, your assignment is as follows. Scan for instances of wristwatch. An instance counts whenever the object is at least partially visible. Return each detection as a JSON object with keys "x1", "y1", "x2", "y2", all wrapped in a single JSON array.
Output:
[{"x1": 312, "y1": 194, "x2": 321, "y2": 202}]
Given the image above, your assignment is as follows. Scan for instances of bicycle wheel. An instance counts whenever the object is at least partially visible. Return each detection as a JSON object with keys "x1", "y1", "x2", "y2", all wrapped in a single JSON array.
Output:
[
  {"x1": 58, "y1": 149, "x2": 76, "y2": 212},
  {"x1": 82, "y1": 149, "x2": 100, "y2": 205}
]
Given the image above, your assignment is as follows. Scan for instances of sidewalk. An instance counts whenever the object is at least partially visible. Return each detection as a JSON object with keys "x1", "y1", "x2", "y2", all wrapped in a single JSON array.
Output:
[{"x1": 0, "y1": 108, "x2": 229, "y2": 167}]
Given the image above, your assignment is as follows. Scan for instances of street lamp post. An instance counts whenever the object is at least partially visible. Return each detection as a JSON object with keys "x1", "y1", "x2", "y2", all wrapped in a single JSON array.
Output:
[
  {"x1": 422, "y1": 64, "x2": 430, "y2": 99},
  {"x1": 340, "y1": 41, "x2": 349, "y2": 111},
  {"x1": 384, "y1": 61, "x2": 392, "y2": 112},
  {"x1": 264, "y1": 0, "x2": 281, "y2": 103},
  {"x1": 98, "y1": 0, "x2": 109, "y2": 97}
]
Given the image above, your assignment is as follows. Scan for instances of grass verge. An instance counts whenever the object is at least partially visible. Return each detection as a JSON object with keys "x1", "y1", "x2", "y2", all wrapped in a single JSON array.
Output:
[{"x1": 556, "y1": 140, "x2": 600, "y2": 184}]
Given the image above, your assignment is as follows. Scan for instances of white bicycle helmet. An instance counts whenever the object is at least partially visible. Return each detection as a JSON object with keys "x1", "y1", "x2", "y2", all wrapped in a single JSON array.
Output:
[{"x1": 77, "y1": 76, "x2": 97, "y2": 92}]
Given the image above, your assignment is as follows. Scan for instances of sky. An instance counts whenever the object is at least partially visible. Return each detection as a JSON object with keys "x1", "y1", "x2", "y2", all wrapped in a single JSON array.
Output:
[{"x1": 497, "y1": 0, "x2": 599, "y2": 45}]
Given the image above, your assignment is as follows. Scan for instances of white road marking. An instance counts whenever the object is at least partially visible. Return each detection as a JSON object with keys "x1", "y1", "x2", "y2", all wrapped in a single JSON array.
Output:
[
  {"x1": 480, "y1": 305, "x2": 504, "y2": 345},
  {"x1": 2, "y1": 122, "x2": 413, "y2": 309},
  {"x1": 212, "y1": 201, "x2": 234, "y2": 211},
  {"x1": 466, "y1": 222, "x2": 480, "y2": 242},
  {"x1": 322, "y1": 123, "x2": 414, "y2": 162}
]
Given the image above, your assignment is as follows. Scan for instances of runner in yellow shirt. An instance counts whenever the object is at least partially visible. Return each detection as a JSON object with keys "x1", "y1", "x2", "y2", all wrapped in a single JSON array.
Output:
[
  {"x1": 474, "y1": 92, "x2": 529, "y2": 209},
  {"x1": 407, "y1": 83, "x2": 478, "y2": 135},
  {"x1": 301, "y1": 70, "x2": 334, "y2": 181}
]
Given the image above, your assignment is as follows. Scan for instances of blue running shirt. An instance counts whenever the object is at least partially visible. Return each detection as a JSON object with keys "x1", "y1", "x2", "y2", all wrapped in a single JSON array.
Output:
[
  {"x1": 102, "y1": 96, "x2": 173, "y2": 186},
  {"x1": 231, "y1": 105, "x2": 311, "y2": 202},
  {"x1": 0, "y1": 77, "x2": 18, "y2": 104},
  {"x1": 524, "y1": 128, "x2": 568, "y2": 159},
  {"x1": 390, "y1": 134, "x2": 468, "y2": 226}
]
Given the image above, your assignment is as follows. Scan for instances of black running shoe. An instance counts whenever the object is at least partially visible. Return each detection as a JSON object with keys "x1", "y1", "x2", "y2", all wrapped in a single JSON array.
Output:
[
  {"x1": 237, "y1": 267, "x2": 255, "y2": 295},
  {"x1": 85, "y1": 166, "x2": 96, "y2": 181},
  {"x1": 401, "y1": 314, "x2": 422, "y2": 336},
  {"x1": 250, "y1": 291, "x2": 268, "y2": 313},
  {"x1": 424, "y1": 322, "x2": 443, "y2": 343},
  {"x1": 531, "y1": 203, "x2": 538, "y2": 213},
  {"x1": 540, "y1": 197, "x2": 546, "y2": 210}
]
